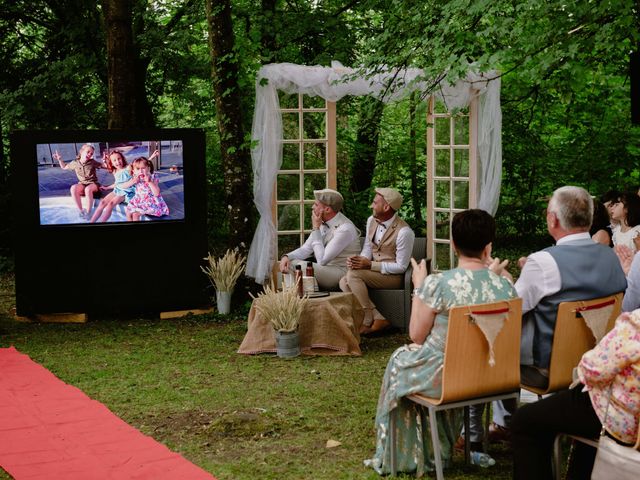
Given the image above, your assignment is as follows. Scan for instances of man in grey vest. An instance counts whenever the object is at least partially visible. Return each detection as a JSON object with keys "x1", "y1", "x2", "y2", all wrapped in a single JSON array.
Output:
[
  {"x1": 279, "y1": 189, "x2": 361, "y2": 291},
  {"x1": 489, "y1": 185, "x2": 627, "y2": 443},
  {"x1": 339, "y1": 187, "x2": 415, "y2": 335}
]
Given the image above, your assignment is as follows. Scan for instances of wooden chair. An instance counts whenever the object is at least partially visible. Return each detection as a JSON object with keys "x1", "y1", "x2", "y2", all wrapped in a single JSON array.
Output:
[
  {"x1": 389, "y1": 298, "x2": 522, "y2": 479},
  {"x1": 521, "y1": 293, "x2": 623, "y2": 396}
]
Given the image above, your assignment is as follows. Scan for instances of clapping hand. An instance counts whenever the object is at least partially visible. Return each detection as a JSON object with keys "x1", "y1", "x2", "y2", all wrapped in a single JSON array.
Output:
[
  {"x1": 410, "y1": 258, "x2": 428, "y2": 289},
  {"x1": 615, "y1": 244, "x2": 634, "y2": 276},
  {"x1": 517, "y1": 256, "x2": 528, "y2": 269},
  {"x1": 488, "y1": 256, "x2": 513, "y2": 282}
]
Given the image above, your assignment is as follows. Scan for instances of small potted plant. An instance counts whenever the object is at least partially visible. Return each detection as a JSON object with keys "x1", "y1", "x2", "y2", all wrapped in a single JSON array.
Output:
[
  {"x1": 250, "y1": 282, "x2": 307, "y2": 358},
  {"x1": 201, "y1": 249, "x2": 246, "y2": 314}
]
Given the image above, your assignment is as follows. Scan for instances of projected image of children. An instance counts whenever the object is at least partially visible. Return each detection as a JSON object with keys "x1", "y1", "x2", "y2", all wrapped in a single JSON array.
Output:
[
  {"x1": 37, "y1": 140, "x2": 185, "y2": 225},
  {"x1": 52, "y1": 143, "x2": 106, "y2": 219}
]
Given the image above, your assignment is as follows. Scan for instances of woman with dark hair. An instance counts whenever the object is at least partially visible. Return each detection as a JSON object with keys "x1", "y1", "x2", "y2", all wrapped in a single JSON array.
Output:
[
  {"x1": 364, "y1": 209, "x2": 516, "y2": 476},
  {"x1": 590, "y1": 200, "x2": 614, "y2": 246},
  {"x1": 611, "y1": 192, "x2": 640, "y2": 251}
]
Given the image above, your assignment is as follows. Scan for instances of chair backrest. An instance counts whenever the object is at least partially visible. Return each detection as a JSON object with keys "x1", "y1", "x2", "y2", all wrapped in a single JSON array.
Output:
[
  {"x1": 544, "y1": 293, "x2": 623, "y2": 394},
  {"x1": 412, "y1": 237, "x2": 427, "y2": 262},
  {"x1": 436, "y1": 298, "x2": 522, "y2": 404}
]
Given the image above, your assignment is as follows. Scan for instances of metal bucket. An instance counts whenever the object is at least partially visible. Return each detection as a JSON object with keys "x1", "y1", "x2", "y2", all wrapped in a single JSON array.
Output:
[{"x1": 274, "y1": 330, "x2": 300, "y2": 358}]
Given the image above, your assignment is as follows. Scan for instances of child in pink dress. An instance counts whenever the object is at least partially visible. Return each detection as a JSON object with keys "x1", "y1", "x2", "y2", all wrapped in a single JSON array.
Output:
[{"x1": 125, "y1": 157, "x2": 169, "y2": 221}]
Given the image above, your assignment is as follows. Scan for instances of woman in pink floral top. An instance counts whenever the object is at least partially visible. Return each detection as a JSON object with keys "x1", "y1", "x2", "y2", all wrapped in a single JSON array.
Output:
[{"x1": 512, "y1": 309, "x2": 640, "y2": 479}]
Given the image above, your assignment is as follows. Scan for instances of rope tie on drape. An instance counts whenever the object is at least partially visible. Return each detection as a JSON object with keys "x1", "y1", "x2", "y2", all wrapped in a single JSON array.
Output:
[
  {"x1": 576, "y1": 299, "x2": 616, "y2": 343},
  {"x1": 468, "y1": 306, "x2": 509, "y2": 367}
]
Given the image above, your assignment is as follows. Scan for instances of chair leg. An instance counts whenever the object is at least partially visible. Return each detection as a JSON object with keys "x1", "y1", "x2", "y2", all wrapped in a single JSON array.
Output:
[
  {"x1": 418, "y1": 407, "x2": 429, "y2": 478},
  {"x1": 464, "y1": 405, "x2": 471, "y2": 464},
  {"x1": 389, "y1": 409, "x2": 397, "y2": 476},
  {"x1": 428, "y1": 407, "x2": 444, "y2": 480},
  {"x1": 552, "y1": 434, "x2": 563, "y2": 480},
  {"x1": 483, "y1": 403, "x2": 490, "y2": 454}
]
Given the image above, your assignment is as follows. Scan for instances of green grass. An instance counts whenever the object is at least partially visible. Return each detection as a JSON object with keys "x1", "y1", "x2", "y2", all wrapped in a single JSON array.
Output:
[{"x1": 0, "y1": 274, "x2": 514, "y2": 479}]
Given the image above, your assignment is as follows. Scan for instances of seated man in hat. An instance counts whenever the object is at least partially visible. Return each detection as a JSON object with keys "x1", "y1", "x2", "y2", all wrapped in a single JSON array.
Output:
[
  {"x1": 279, "y1": 189, "x2": 361, "y2": 291},
  {"x1": 340, "y1": 187, "x2": 415, "y2": 334}
]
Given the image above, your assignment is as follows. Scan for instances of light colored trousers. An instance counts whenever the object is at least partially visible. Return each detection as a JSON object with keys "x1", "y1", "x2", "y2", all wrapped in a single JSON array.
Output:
[{"x1": 339, "y1": 269, "x2": 403, "y2": 324}]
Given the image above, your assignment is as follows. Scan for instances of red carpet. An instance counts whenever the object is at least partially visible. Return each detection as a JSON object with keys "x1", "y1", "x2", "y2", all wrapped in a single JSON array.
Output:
[{"x1": 0, "y1": 347, "x2": 216, "y2": 479}]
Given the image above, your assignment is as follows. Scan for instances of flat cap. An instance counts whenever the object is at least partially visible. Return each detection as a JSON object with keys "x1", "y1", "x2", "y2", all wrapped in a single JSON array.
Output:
[
  {"x1": 375, "y1": 187, "x2": 403, "y2": 211},
  {"x1": 314, "y1": 188, "x2": 343, "y2": 212}
]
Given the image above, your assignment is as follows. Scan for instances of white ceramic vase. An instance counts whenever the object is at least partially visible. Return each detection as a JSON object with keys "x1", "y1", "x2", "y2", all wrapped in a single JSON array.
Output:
[{"x1": 216, "y1": 290, "x2": 232, "y2": 314}]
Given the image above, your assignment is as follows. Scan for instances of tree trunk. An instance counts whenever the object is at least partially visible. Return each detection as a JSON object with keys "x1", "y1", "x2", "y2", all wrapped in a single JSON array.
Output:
[
  {"x1": 206, "y1": 0, "x2": 253, "y2": 253},
  {"x1": 408, "y1": 92, "x2": 422, "y2": 227},
  {"x1": 102, "y1": 0, "x2": 139, "y2": 129},
  {"x1": 347, "y1": 96, "x2": 384, "y2": 227}
]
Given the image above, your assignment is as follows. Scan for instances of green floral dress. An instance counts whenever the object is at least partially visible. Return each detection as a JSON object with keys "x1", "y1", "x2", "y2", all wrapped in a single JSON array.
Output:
[{"x1": 364, "y1": 268, "x2": 517, "y2": 476}]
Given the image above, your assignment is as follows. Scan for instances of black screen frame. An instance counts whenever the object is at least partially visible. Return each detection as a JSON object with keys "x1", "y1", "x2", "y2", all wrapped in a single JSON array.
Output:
[{"x1": 11, "y1": 128, "x2": 210, "y2": 316}]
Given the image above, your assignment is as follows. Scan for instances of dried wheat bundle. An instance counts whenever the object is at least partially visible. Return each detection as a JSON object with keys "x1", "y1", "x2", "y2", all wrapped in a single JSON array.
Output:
[
  {"x1": 201, "y1": 249, "x2": 247, "y2": 292},
  {"x1": 250, "y1": 282, "x2": 307, "y2": 332}
]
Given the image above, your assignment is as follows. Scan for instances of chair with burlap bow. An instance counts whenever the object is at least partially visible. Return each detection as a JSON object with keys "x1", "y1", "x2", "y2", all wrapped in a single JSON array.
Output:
[
  {"x1": 521, "y1": 293, "x2": 623, "y2": 397},
  {"x1": 389, "y1": 298, "x2": 522, "y2": 479}
]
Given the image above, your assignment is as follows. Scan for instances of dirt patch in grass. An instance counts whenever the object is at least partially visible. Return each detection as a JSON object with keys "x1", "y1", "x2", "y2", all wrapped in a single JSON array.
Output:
[{"x1": 139, "y1": 407, "x2": 281, "y2": 441}]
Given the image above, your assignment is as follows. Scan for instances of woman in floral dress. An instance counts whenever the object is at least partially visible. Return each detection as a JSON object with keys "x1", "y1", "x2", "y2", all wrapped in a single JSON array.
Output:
[
  {"x1": 364, "y1": 209, "x2": 516, "y2": 476},
  {"x1": 125, "y1": 156, "x2": 169, "y2": 221}
]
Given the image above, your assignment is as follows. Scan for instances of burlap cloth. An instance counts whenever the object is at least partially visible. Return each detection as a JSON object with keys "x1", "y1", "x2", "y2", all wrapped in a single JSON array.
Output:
[{"x1": 238, "y1": 292, "x2": 363, "y2": 356}]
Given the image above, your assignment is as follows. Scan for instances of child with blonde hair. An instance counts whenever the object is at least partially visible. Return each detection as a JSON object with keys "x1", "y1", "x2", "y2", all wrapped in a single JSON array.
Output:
[
  {"x1": 125, "y1": 156, "x2": 169, "y2": 221},
  {"x1": 53, "y1": 143, "x2": 105, "y2": 218},
  {"x1": 89, "y1": 150, "x2": 135, "y2": 223}
]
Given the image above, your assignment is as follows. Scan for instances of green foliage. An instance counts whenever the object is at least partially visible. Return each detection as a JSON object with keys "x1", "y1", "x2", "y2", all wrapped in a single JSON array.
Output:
[{"x1": 0, "y1": 0, "x2": 639, "y2": 262}]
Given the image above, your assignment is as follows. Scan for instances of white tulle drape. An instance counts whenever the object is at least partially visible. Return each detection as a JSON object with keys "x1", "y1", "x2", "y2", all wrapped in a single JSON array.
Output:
[{"x1": 246, "y1": 62, "x2": 502, "y2": 284}]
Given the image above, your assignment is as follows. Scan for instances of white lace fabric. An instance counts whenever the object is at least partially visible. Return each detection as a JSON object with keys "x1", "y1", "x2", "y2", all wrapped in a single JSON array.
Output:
[{"x1": 246, "y1": 62, "x2": 503, "y2": 284}]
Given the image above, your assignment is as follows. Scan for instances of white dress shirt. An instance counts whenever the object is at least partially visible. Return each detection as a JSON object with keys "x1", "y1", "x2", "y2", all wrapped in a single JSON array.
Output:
[
  {"x1": 286, "y1": 212, "x2": 359, "y2": 266},
  {"x1": 360, "y1": 214, "x2": 415, "y2": 275},
  {"x1": 515, "y1": 232, "x2": 593, "y2": 313}
]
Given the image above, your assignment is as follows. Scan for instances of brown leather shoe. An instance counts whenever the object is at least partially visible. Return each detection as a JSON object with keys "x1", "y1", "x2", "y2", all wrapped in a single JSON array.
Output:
[
  {"x1": 488, "y1": 422, "x2": 511, "y2": 443},
  {"x1": 361, "y1": 318, "x2": 391, "y2": 336}
]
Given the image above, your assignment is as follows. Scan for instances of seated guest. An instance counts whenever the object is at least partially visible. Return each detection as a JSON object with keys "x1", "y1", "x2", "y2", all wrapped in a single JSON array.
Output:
[
  {"x1": 491, "y1": 186, "x2": 627, "y2": 438},
  {"x1": 363, "y1": 209, "x2": 516, "y2": 476},
  {"x1": 279, "y1": 189, "x2": 360, "y2": 291},
  {"x1": 600, "y1": 189, "x2": 621, "y2": 236},
  {"x1": 610, "y1": 192, "x2": 640, "y2": 251},
  {"x1": 340, "y1": 187, "x2": 415, "y2": 334},
  {"x1": 590, "y1": 200, "x2": 613, "y2": 246},
  {"x1": 512, "y1": 309, "x2": 640, "y2": 480}
]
